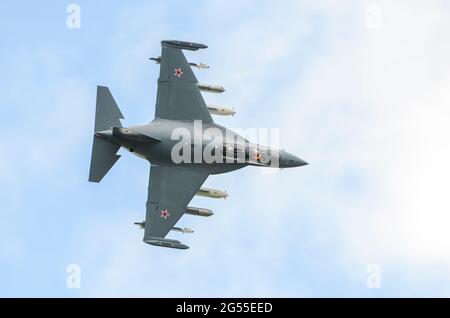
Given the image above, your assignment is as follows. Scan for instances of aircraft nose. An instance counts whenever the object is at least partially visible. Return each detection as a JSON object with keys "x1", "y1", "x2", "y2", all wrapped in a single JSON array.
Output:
[
  {"x1": 290, "y1": 155, "x2": 308, "y2": 167},
  {"x1": 282, "y1": 152, "x2": 308, "y2": 167},
  {"x1": 294, "y1": 156, "x2": 308, "y2": 167}
]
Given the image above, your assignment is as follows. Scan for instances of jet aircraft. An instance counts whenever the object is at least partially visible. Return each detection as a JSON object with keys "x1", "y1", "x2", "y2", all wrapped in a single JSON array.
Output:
[{"x1": 89, "y1": 40, "x2": 308, "y2": 249}]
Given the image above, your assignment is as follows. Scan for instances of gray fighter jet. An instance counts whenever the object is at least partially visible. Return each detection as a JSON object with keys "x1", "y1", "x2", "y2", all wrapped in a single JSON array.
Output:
[{"x1": 88, "y1": 40, "x2": 307, "y2": 249}]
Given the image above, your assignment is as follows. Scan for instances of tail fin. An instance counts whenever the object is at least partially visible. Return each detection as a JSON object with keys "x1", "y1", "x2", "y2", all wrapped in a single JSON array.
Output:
[
  {"x1": 88, "y1": 86, "x2": 124, "y2": 183},
  {"x1": 94, "y1": 86, "x2": 124, "y2": 131}
]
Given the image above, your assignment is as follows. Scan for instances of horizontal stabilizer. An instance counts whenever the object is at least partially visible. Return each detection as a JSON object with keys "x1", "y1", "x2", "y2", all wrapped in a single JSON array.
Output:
[
  {"x1": 88, "y1": 136, "x2": 121, "y2": 183},
  {"x1": 89, "y1": 86, "x2": 124, "y2": 183},
  {"x1": 95, "y1": 86, "x2": 124, "y2": 132}
]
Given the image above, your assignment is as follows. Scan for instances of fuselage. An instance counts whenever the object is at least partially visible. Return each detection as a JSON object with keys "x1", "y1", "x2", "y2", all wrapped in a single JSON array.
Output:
[{"x1": 96, "y1": 118, "x2": 307, "y2": 174}]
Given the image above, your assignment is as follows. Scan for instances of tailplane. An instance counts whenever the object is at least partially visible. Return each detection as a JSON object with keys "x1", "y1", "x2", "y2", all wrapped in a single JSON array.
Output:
[{"x1": 88, "y1": 86, "x2": 124, "y2": 183}]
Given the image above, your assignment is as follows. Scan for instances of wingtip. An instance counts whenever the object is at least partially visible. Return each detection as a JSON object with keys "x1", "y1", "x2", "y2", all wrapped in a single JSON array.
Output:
[
  {"x1": 144, "y1": 237, "x2": 190, "y2": 250},
  {"x1": 162, "y1": 40, "x2": 208, "y2": 50}
]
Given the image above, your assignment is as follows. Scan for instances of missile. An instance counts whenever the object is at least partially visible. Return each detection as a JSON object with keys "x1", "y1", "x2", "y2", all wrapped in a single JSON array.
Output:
[
  {"x1": 197, "y1": 83, "x2": 225, "y2": 94},
  {"x1": 189, "y1": 62, "x2": 209, "y2": 69},
  {"x1": 207, "y1": 104, "x2": 236, "y2": 116},
  {"x1": 196, "y1": 187, "x2": 228, "y2": 199},
  {"x1": 172, "y1": 227, "x2": 194, "y2": 234},
  {"x1": 185, "y1": 206, "x2": 214, "y2": 217},
  {"x1": 135, "y1": 222, "x2": 194, "y2": 234},
  {"x1": 150, "y1": 57, "x2": 209, "y2": 69}
]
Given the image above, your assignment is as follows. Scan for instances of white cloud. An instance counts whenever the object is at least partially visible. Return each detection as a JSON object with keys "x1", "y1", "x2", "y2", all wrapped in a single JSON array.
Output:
[
  {"x1": 360, "y1": 0, "x2": 450, "y2": 264},
  {"x1": 276, "y1": 0, "x2": 450, "y2": 268}
]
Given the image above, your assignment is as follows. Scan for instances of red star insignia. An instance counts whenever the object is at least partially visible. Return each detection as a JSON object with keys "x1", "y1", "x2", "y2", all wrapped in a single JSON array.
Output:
[
  {"x1": 160, "y1": 209, "x2": 170, "y2": 219},
  {"x1": 174, "y1": 68, "x2": 183, "y2": 78}
]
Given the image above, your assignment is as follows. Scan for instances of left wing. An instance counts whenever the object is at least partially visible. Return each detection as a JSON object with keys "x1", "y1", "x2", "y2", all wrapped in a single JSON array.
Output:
[
  {"x1": 143, "y1": 165, "x2": 209, "y2": 248},
  {"x1": 154, "y1": 40, "x2": 213, "y2": 123}
]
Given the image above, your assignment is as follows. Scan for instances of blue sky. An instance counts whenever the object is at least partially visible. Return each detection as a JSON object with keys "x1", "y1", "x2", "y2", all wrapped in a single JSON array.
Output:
[{"x1": 1, "y1": 0, "x2": 450, "y2": 297}]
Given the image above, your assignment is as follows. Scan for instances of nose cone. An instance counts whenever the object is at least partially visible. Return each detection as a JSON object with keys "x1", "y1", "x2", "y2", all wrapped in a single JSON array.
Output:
[{"x1": 280, "y1": 152, "x2": 308, "y2": 168}]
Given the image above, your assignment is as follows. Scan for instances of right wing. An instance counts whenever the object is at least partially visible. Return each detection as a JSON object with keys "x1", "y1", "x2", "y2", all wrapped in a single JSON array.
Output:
[
  {"x1": 143, "y1": 165, "x2": 209, "y2": 246},
  {"x1": 154, "y1": 40, "x2": 213, "y2": 123}
]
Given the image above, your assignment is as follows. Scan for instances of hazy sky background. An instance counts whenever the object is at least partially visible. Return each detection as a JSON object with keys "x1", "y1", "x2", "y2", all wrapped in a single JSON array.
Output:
[{"x1": 1, "y1": 0, "x2": 450, "y2": 297}]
